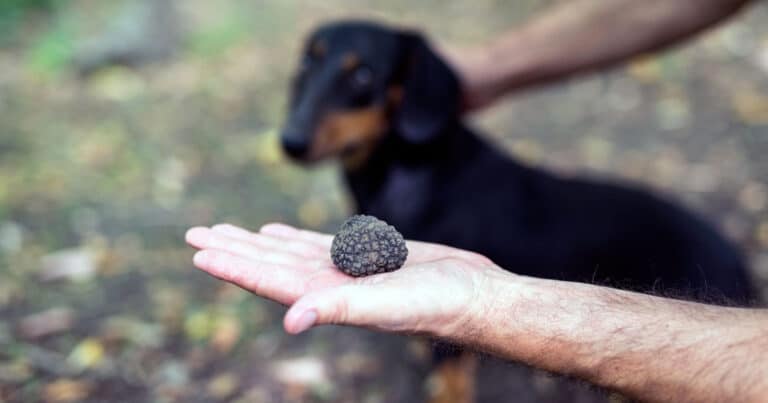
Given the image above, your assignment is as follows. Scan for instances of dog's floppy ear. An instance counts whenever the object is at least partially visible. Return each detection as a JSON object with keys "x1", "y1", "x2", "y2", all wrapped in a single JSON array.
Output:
[{"x1": 394, "y1": 31, "x2": 460, "y2": 144}]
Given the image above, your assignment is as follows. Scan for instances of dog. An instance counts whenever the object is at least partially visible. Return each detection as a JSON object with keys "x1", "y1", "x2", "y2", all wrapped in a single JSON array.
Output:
[{"x1": 280, "y1": 20, "x2": 754, "y2": 402}]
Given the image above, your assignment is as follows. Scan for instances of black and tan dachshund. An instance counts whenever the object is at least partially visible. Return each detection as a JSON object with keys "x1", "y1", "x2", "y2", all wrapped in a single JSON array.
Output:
[{"x1": 280, "y1": 20, "x2": 754, "y2": 402}]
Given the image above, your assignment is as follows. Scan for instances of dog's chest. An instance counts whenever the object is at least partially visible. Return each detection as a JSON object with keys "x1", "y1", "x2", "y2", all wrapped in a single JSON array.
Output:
[{"x1": 357, "y1": 165, "x2": 434, "y2": 233}]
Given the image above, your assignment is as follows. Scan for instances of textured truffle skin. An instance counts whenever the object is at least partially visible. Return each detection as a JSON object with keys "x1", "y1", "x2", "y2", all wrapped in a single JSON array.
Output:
[{"x1": 331, "y1": 215, "x2": 408, "y2": 277}]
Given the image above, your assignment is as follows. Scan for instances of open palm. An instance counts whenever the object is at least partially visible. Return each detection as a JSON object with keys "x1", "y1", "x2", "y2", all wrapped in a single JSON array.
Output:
[{"x1": 185, "y1": 223, "x2": 501, "y2": 335}]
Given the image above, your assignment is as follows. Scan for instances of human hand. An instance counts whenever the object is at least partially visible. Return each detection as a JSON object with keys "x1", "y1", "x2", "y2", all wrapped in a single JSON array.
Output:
[
  {"x1": 437, "y1": 45, "x2": 499, "y2": 112},
  {"x1": 185, "y1": 223, "x2": 506, "y2": 337}
]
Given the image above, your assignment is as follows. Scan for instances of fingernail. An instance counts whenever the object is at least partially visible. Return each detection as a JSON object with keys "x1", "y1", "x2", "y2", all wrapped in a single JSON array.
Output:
[{"x1": 294, "y1": 310, "x2": 317, "y2": 333}]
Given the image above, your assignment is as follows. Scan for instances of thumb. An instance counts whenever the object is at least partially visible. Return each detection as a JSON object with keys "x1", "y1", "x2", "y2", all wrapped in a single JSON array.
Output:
[{"x1": 283, "y1": 283, "x2": 399, "y2": 334}]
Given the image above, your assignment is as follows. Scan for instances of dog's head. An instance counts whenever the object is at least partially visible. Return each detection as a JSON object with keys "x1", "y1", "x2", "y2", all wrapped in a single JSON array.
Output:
[{"x1": 281, "y1": 20, "x2": 460, "y2": 166}]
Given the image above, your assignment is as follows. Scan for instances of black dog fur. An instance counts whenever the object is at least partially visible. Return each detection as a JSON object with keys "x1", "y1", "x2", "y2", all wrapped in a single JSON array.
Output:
[{"x1": 282, "y1": 21, "x2": 754, "y2": 306}]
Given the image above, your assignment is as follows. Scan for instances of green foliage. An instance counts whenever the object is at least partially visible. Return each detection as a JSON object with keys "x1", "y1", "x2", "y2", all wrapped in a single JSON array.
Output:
[
  {"x1": 25, "y1": 15, "x2": 75, "y2": 76},
  {"x1": 0, "y1": 0, "x2": 67, "y2": 43},
  {"x1": 187, "y1": 14, "x2": 251, "y2": 58}
]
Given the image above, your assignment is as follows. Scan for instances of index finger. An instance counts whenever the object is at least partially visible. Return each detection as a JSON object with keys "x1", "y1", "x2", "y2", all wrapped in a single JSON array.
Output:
[
  {"x1": 192, "y1": 249, "x2": 307, "y2": 305},
  {"x1": 259, "y1": 223, "x2": 334, "y2": 249}
]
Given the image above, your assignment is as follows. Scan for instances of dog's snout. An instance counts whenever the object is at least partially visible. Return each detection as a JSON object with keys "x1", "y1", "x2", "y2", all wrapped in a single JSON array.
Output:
[{"x1": 281, "y1": 134, "x2": 310, "y2": 159}]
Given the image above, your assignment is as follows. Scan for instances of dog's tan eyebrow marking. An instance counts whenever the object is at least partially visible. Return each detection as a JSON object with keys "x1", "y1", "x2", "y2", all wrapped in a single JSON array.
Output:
[
  {"x1": 311, "y1": 40, "x2": 326, "y2": 57},
  {"x1": 341, "y1": 52, "x2": 360, "y2": 71}
]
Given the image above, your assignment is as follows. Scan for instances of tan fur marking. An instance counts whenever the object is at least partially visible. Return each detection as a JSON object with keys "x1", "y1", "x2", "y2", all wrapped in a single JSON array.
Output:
[
  {"x1": 341, "y1": 52, "x2": 360, "y2": 71},
  {"x1": 307, "y1": 87, "x2": 406, "y2": 168},
  {"x1": 427, "y1": 353, "x2": 478, "y2": 403},
  {"x1": 310, "y1": 107, "x2": 387, "y2": 164}
]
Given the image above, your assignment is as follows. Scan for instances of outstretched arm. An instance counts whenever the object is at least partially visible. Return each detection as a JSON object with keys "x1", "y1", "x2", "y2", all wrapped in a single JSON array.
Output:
[
  {"x1": 453, "y1": 273, "x2": 768, "y2": 403},
  {"x1": 443, "y1": 0, "x2": 753, "y2": 110},
  {"x1": 186, "y1": 223, "x2": 768, "y2": 402}
]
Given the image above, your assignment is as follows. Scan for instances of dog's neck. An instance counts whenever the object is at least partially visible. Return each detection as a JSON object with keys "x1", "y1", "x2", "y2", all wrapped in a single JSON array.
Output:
[
  {"x1": 345, "y1": 122, "x2": 466, "y2": 171},
  {"x1": 342, "y1": 122, "x2": 488, "y2": 212}
]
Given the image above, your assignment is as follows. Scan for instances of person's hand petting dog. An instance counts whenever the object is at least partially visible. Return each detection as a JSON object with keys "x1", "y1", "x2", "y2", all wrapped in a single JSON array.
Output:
[{"x1": 185, "y1": 222, "x2": 505, "y2": 337}]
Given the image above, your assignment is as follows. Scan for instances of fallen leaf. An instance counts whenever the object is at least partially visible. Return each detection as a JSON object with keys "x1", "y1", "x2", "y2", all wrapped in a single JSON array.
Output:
[
  {"x1": 151, "y1": 287, "x2": 187, "y2": 328},
  {"x1": 685, "y1": 164, "x2": 719, "y2": 193},
  {"x1": 738, "y1": 182, "x2": 767, "y2": 213},
  {"x1": 335, "y1": 352, "x2": 379, "y2": 377},
  {"x1": 232, "y1": 386, "x2": 271, "y2": 403},
  {"x1": 207, "y1": 372, "x2": 240, "y2": 400},
  {"x1": 0, "y1": 359, "x2": 32, "y2": 383},
  {"x1": 509, "y1": 139, "x2": 542, "y2": 164},
  {"x1": 756, "y1": 221, "x2": 768, "y2": 248},
  {"x1": 18, "y1": 308, "x2": 75, "y2": 339},
  {"x1": 651, "y1": 148, "x2": 686, "y2": 187},
  {"x1": 153, "y1": 361, "x2": 190, "y2": 388},
  {"x1": 210, "y1": 315, "x2": 241, "y2": 354},
  {"x1": 0, "y1": 221, "x2": 23, "y2": 253},
  {"x1": 656, "y1": 93, "x2": 691, "y2": 131},
  {"x1": 731, "y1": 89, "x2": 768, "y2": 125},
  {"x1": 253, "y1": 129, "x2": 284, "y2": 166},
  {"x1": 272, "y1": 356, "x2": 328, "y2": 388},
  {"x1": 39, "y1": 249, "x2": 97, "y2": 282},
  {"x1": 184, "y1": 310, "x2": 213, "y2": 342},
  {"x1": 42, "y1": 379, "x2": 92, "y2": 403},
  {"x1": 100, "y1": 316, "x2": 165, "y2": 348},
  {"x1": 627, "y1": 57, "x2": 662, "y2": 83},
  {"x1": 87, "y1": 66, "x2": 147, "y2": 101},
  {"x1": 580, "y1": 136, "x2": 614, "y2": 170},
  {"x1": 67, "y1": 338, "x2": 105, "y2": 370}
]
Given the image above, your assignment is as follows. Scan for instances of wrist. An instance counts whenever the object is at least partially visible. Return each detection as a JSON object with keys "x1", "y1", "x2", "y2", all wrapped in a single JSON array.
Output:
[
  {"x1": 436, "y1": 44, "x2": 502, "y2": 112},
  {"x1": 438, "y1": 273, "x2": 617, "y2": 373},
  {"x1": 437, "y1": 35, "x2": 539, "y2": 112},
  {"x1": 432, "y1": 265, "x2": 528, "y2": 344}
]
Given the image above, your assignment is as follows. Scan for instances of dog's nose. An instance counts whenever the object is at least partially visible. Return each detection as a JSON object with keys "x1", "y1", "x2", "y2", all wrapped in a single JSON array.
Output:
[{"x1": 281, "y1": 135, "x2": 309, "y2": 159}]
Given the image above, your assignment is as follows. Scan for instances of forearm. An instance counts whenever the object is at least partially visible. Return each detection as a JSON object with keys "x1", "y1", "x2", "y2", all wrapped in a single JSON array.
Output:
[
  {"x1": 443, "y1": 0, "x2": 752, "y2": 109},
  {"x1": 447, "y1": 272, "x2": 768, "y2": 402}
]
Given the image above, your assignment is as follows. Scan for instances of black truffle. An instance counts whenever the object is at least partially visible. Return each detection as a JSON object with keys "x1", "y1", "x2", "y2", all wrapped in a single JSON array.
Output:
[{"x1": 330, "y1": 215, "x2": 408, "y2": 277}]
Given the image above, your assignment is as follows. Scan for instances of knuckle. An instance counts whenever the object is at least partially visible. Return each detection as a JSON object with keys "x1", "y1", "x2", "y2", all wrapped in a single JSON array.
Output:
[
  {"x1": 243, "y1": 269, "x2": 263, "y2": 293},
  {"x1": 258, "y1": 223, "x2": 277, "y2": 232},
  {"x1": 469, "y1": 253, "x2": 494, "y2": 266},
  {"x1": 228, "y1": 257, "x2": 255, "y2": 285}
]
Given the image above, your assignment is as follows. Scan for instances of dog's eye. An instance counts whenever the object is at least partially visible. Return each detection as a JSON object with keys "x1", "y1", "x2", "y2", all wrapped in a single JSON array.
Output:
[{"x1": 350, "y1": 66, "x2": 373, "y2": 89}]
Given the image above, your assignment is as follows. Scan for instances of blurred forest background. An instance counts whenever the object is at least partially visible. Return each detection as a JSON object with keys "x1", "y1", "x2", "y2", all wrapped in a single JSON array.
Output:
[{"x1": 1, "y1": 0, "x2": 767, "y2": 402}]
